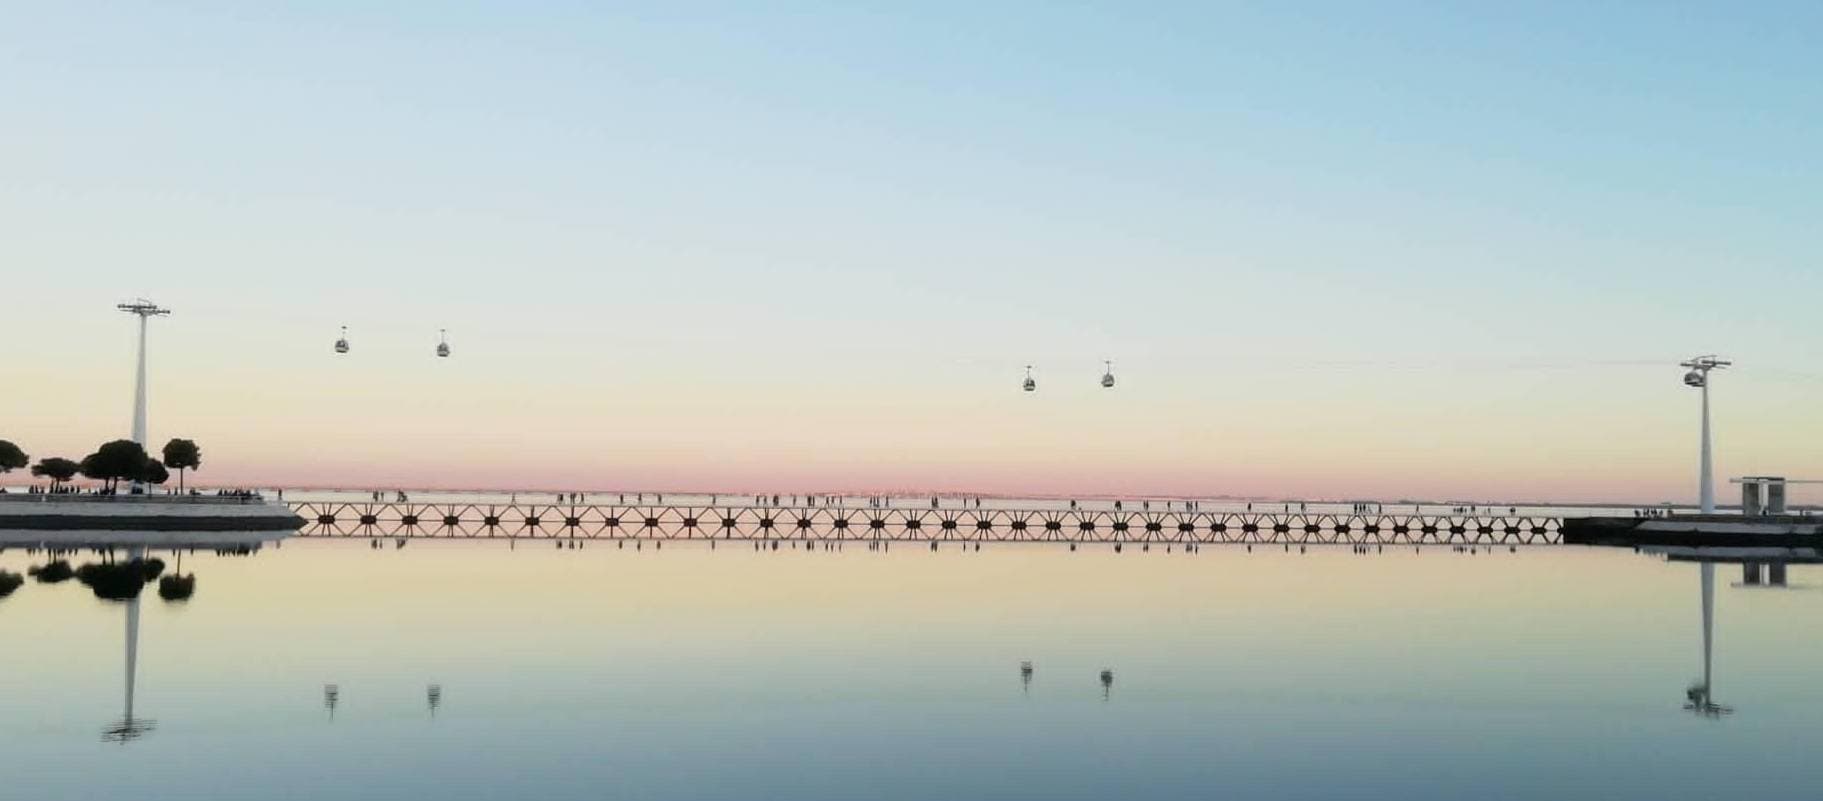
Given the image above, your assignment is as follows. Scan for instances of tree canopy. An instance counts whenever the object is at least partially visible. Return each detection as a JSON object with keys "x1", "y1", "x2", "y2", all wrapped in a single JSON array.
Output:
[
  {"x1": 162, "y1": 438, "x2": 202, "y2": 491},
  {"x1": 30, "y1": 457, "x2": 81, "y2": 486},
  {"x1": 162, "y1": 438, "x2": 201, "y2": 471},
  {"x1": 139, "y1": 459, "x2": 170, "y2": 485},
  {"x1": 80, "y1": 440, "x2": 151, "y2": 491},
  {"x1": 0, "y1": 440, "x2": 27, "y2": 474}
]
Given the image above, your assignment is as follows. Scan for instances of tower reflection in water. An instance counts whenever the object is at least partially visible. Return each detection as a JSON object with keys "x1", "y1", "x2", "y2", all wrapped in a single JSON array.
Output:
[
  {"x1": 30, "y1": 536, "x2": 450, "y2": 744},
  {"x1": 0, "y1": 530, "x2": 283, "y2": 744},
  {"x1": 1688, "y1": 562, "x2": 1731, "y2": 718},
  {"x1": 36, "y1": 534, "x2": 1816, "y2": 747},
  {"x1": 100, "y1": 550, "x2": 156, "y2": 744},
  {"x1": 105, "y1": 537, "x2": 275, "y2": 742},
  {"x1": 324, "y1": 684, "x2": 340, "y2": 721},
  {"x1": 1643, "y1": 545, "x2": 1819, "y2": 719}
]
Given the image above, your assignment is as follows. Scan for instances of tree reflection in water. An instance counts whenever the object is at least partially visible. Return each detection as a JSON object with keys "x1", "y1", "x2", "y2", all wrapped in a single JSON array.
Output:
[{"x1": 0, "y1": 532, "x2": 287, "y2": 744}]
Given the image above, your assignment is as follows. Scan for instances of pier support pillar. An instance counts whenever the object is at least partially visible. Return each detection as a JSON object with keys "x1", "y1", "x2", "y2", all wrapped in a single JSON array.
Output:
[{"x1": 1741, "y1": 484, "x2": 1763, "y2": 516}]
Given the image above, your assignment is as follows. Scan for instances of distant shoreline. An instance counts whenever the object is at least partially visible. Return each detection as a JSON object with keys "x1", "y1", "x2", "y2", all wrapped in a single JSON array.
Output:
[{"x1": 3, "y1": 483, "x2": 1805, "y2": 513}]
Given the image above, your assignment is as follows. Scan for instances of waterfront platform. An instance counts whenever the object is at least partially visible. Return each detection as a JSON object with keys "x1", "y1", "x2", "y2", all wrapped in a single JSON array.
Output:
[
  {"x1": 0, "y1": 496, "x2": 305, "y2": 532},
  {"x1": 1560, "y1": 515, "x2": 1823, "y2": 548}
]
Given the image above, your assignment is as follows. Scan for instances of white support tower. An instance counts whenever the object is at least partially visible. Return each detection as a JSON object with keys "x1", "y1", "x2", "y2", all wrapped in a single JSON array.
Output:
[
  {"x1": 117, "y1": 300, "x2": 171, "y2": 450},
  {"x1": 1681, "y1": 356, "x2": 1731, "y2": 514}
]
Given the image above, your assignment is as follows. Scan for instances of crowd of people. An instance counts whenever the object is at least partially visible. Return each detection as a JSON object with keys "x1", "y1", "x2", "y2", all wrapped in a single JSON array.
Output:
[
  {"x1": 16, "y1": 483, "x2": 86, "y2": 495},
  {"x1": 0, "y1": 484, "x2": 264, "y2": 500}
]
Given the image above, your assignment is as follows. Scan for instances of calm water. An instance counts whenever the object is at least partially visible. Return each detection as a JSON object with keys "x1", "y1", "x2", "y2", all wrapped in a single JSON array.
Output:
[{"x1": 3, "y1": 540, "x2": 1819, "y2": 800}]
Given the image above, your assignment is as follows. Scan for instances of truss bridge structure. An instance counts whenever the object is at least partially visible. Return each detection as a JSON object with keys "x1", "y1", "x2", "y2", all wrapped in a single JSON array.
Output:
[{"x1": 287, "y1": 502, "x2": 1564, "y2": 546}]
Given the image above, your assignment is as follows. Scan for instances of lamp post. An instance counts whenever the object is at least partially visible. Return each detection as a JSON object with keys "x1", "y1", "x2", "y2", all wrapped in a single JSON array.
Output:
[{"x1": 1681, "y1": 356, "x2": 1731, "y2": 514}]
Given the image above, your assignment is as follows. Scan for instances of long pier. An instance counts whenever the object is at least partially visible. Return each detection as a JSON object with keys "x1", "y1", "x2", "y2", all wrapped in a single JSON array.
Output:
[{"x1": 287, "y1": 502, "x2": 1564, "y2": 545}]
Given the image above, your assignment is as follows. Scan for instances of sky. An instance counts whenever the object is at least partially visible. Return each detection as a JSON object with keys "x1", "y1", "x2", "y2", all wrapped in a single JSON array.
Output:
[{"x1": 3, "y1": 1, "x2": 1821, "y2": 502}]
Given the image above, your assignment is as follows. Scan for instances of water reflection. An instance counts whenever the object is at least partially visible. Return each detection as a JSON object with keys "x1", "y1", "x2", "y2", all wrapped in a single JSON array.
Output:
[
  {"x1": 76, "y1": 556, "x2": 164, "y2": 601},
  {"x1": 1641, "y1": 546, "x2": 1820, "y2": 719},
  {"x1": 0, "y1": 530, "x2": 287, "y2": 745},
  {"x1": 1689, "y1": 562, "x2": 1731, "y2": 718},
  {"x1": 101, "y1": 552, "x2": 155, "y2": 743},
  {"x1": 28, "y1": 559, "x2": 75, "y2": 583},
  {"x1": 159, "y1": 570, "x2": 196, "y2": 601},
  {"x1": 6, "y1": 540, "x2": 1823, "y2": 800}
]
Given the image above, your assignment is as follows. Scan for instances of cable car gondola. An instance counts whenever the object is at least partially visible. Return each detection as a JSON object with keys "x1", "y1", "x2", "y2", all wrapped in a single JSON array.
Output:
[
  {"x1": 334, "y1": 326, "x2": 350, "y2": 354},
  {"x1": 436, "y1": 329, "x2": 450, "y2": 358},
  {"x1": 1101, "y1": 360, "x2": 1115, "y2": 388},
  {"x1": 1023, "y1": 365, "x2": 1036, "y2": 392}
]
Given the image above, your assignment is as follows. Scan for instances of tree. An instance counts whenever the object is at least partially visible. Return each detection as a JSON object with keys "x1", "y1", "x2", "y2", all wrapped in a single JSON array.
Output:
[
  {"x1": 162, "y1": 438, "x2": 202, "y2": 492},
  {"x1": 80, "y1": 440, "x2": 150, "y2": 492},
  {"x1": 0, "y1": 440, "x2": 27, "y2": 474},
  {"x1": 139, "y1": 459, "x2": 170, "y2": 486},
  {"x1": 30, "y1": 457, "x2": 81, "y2": 490},
  {"x1": 78, "y1": 454, "x2": 106, "y2": 489}
]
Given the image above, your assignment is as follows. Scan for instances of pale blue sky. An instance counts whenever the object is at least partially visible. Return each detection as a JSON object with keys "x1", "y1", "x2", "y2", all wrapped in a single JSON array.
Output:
[{"x1": 3, "y1": 2, "x2": 1821, "y2": 499}]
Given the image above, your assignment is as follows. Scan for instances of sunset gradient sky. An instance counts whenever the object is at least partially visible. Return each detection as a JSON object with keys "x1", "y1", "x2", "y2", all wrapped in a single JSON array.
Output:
[{"x1": 4, "y1": 2, "x2": 1821, "y2": 502}]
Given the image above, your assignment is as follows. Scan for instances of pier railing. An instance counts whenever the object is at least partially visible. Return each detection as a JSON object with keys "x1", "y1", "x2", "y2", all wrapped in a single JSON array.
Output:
[{"x1": 287, "y1": 502, "x2": 1564, "y2": 545}]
